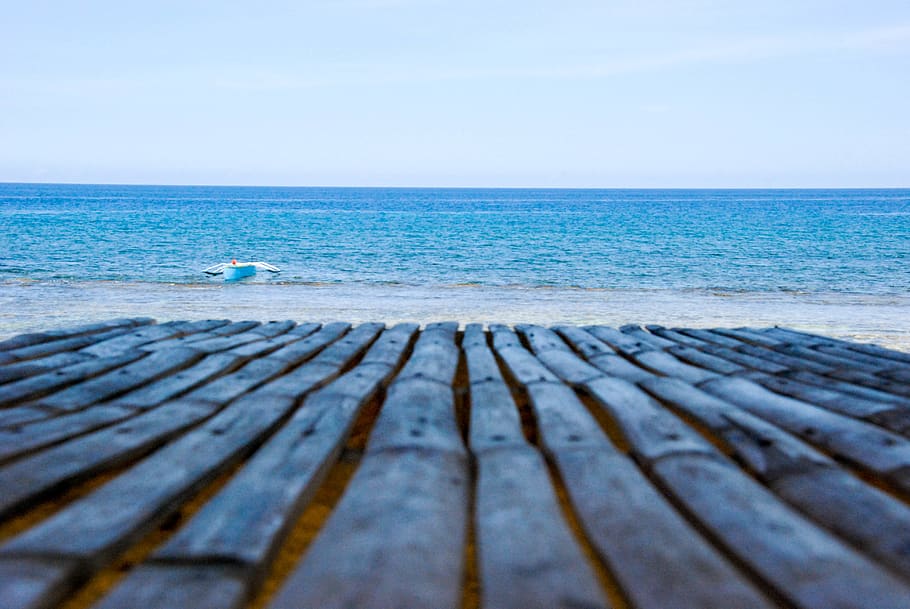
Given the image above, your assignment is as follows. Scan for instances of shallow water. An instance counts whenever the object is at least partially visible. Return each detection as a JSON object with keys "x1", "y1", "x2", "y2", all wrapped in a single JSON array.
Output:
[{"x1": 2, "y1": 184, "x2": 908, "y2": 349}]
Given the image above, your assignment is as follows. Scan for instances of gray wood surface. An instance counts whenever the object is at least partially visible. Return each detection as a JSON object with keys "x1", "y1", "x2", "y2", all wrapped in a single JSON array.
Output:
[{"x1": 2, "y1": 319, "x2": 910, "y2": 609}]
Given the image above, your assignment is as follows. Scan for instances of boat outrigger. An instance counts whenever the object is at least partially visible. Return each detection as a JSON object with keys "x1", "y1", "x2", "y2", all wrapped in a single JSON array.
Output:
[{"x1": 203, "y1": 259, "x2": 281, "y2": 281}]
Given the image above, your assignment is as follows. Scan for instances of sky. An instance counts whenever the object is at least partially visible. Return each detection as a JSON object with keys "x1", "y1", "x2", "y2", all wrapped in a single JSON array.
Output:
[{"x1": 1, "y1": 1, "x2": 909, "y2": 187}]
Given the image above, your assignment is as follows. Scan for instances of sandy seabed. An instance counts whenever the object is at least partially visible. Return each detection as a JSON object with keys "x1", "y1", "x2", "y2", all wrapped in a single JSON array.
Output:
[{"x1": 1, "y1": 281, "x2": 909, "y2": 351}]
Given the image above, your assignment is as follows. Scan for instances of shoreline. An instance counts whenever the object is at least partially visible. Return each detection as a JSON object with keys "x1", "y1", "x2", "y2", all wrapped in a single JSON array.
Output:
[{"x1": 2, "y1": 281, "x2": 908, "y2": 351}]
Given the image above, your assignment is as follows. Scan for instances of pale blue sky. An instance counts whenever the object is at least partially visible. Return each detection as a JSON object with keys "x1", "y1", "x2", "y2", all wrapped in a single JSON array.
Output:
[{"x1": 2, "y1": 1, "x2": 908, "y2": 187}]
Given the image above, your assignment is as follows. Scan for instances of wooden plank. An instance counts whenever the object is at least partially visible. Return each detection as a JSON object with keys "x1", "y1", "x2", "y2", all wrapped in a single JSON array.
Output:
[
  {"x1": 0, "y1": 317, "x2": 153, "y2": 352},
  {"x1": 693, "y1": 343, "x2": 790, "y2": 374},
  {"x1": 844, "y1": 341, "x2": 910, "y2": 365},
  {"x1": 465, "y1": 324, "x2": 610, "y2": 608},
  {"x1": 750, "y1": 373, "x2": 910, "y2": 435},
  {"x1": 473, "y1": 448, "x2": 609, "y2": 609},
  {"x1": 647, "y1": 325, "x2": 715, "y2": 348},
  {"x1": 138, "y1": 320, "x2": 261, "y2": 351},
  {"x1": 761, "y1": 326, "x2": 846, "y2": 347},
  {"x1": 554, "y1": 325, "x2": 658, "y2": 383},
  {"x1": 675, "y1": 328, "x2": 744, "y2": 348},
  {"x1": 0, "y1": 405, "x2": 56, "y2": 429},
  {"x1": 266, "y1": 322, "x2": 350, "y2": 364},
  {"x1": 225, "y1": 322, "x2": 320, "y2": 357},
  {"x1": 78, "y1": 320, "x2": 227, "y2": 358},
  {"x1": 734, "y1": 342, "x2": 835, "y2": 375},
  {"x1": 711, "y1": 327, "x2": 785, "y2": 348},
  {"x1": 775, "y1": 343, "x2": 888, "y2": 373},
  {"x1": 584, "y1": 325, "x2": 660, "y2": 354},
  {"x1": 93, "y1": 564, "x2": 247, "y2": 609},
  {"x1": 551, "y1": 325, "x2": 617, "y2": 359},
  {"x1": 111, "y1": 352, "x2": 244, "y2": 410},
  {"x1": 0, "y1": 352, "x2": 94, "y2": 386},
  {"x1": 36, "y1": 347, "x2": 203, "y2": 412},
  {"x1": 0, "y1": 556, "x2": 80, "y2": 609},
  {"x1": 643, "y1": 377, "x2": 910, "y2": 580},
  {"x1": 516, "y1": 325, "x2": 605, "y2": 386},
  {"x1": 0, "y1": 400, "x2": 218, "y2": 522},
  {"x1": 700, "y1": 377, "x2": 910, "y2": 491},
  {"x1": 492, "y1": 338, "x2": 773, "y2": 609},
  {"x1": 630, "y1": 349, "x2": 719, "y2": 384},
  {"x1": 814, "y1": 344, "x2": 910, "y2": 371},
  {"x1": 583, "y1": 377, "x2": 717, "y2": 462},
  {"x1": 667, "y1": 345, "x2": 747, "y2": 375},
  {"x1": 489, "y1": 326, "x2": 561, "y2": 386},
  {"x1": 253, "y1": 323, "x2": 379, "y2": 400},
  {"x1": 881, "y1": 367, "x2": 910, "y2": 383},
  {"x1": 652, "y1": 454, "x2": 910, "y2": 609},
  {"x1": 0, "y1": 351, "x2": 144, "y2": 408},
  {"x1": 0, "y1": 404, "x2": 136, "y2": 464},
  {"x1": 786, "y1": 369, "x2": 910, "y2": 406},
  {"x1": 825, "y1": 368, "x2": 910, "y2": 399},
  {"x1": 618, "y1": 324, "x2": 677, "y2": 348},
  {"x1": 464, "y1": 326, "x2": 525, "y2": 451},
  {"x1": 579, "y1": 376, "x2": 910, "y2": 609},
  {"x1": 267, "y1": 323, "x2": 468, "y2": 609},
  {"x1": 0, "y1": 326, "x2": 145, "y2": 364},
  {"x1": 95, "y1": 325, "x2": 418, "y2": 609}
]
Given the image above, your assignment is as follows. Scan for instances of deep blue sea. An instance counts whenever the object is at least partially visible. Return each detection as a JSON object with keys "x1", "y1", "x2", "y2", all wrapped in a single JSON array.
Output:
[
  {"x1": 1, "y1": 183, "x2": 909, "y2": 347},
  {"x1": 2, "y1": 183, "x2": 909, "y2": 292}
]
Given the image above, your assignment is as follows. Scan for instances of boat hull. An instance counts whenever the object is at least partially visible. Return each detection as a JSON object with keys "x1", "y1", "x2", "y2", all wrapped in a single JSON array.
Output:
[{"x1": 223, "y1": 264, "x2": 257, "y2": 281}]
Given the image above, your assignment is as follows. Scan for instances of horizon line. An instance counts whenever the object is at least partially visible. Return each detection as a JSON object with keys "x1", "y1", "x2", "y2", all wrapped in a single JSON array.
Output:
[{"x1": 2, "y1": 181, "x2": 909, "y2": 191}]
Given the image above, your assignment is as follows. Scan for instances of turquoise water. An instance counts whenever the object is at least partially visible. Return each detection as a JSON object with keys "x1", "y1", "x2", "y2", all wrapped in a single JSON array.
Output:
[
  {"x1": 2, "y1": 184, "x2": 909, "y2": 292},
  {"x1": 1, "y1": 184, "x2": 909, "y2": 347}
]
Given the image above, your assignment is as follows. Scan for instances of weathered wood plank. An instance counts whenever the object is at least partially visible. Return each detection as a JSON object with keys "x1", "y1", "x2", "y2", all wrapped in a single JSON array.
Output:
[
  {"x1": 110, "y1": 352, "x2": 244, "y2": 410},
  {"x1": 493, "y1": 330, "x2": 772, "y2": 609},
  {"x1": 584, "y1": 325, "x2": 660, "y2": 354},
  {"x1": 734, "y1": 342, "x2": 835, "y2": 375},
  {"x1": 700, "y1": 377, "x2": 910, "y2": 491},
  {"x1": 0, "y1": 404, "x2": 136, "y2": 464},
  {"x1": 630, "y1": 349, "x2": 719, "y2": 384},
  {"x1": 786, "y1": 369, "x2": 910, "y2": 412},
  {"x1": 0, "y1": 351, "x2": 144, "y2": 408},
  {"x1": 466, "y1": 324, "x2": 608, "y2": 609},
  {"x1": 0, "y1": 326, "x2": 145, "y2": 364},
  {"x1": 667, "y1": 345, "x2": 747, "y2": 375},
  {"x1": 825, "y1": 368, "x2": 910, "y2": 399},
  {"x1": 0, "y1": 325, "x2": 360, "y2": 606},
  {"x1": 94, "y1": 325, "x2": 418, "y2": 609},
  {"x1": 528, "y1": 338, "x2": 910, "y2": 608},
  {"x1": 750, "y1": 373, "x2": 910, "y2": 435},
  {"x1": 653, "y1": 453, "x2": 910, "y2": 609},
  {"x1": 618, "y1": 323, "x2": 677, "y2": 348},
  {"x1": 711, "y1": 327, "x2": 785, "y2": 348},
  {"x1": 516, "y1": 325, "x2": 605, "y2": 386},
  {"x1": 813, "y1": 344, "x2": 910, "y2": 371},
  {"x1": 675, "y1": 327, "x2": 744, "y2": 348},
  {"x1": 0, "y1": 556, "x2": 80, "y2": 609},
  {"x1": 693, "y1": 343, "x2": 790, "y2": 374},
  {"x1": 775, "y1": 343, "x2": 889, "y2": 374},
  {"x1": 0, "y1": 399, "x2": 217, "y2": 522},
  {"x1": 555, "y1": 325, "x2": 658, "y2": 383},
  {"x1": 78, "y1": 320, "x2": 228, "y2": 358},
  {"x1": 0, "y1": 317, "x2": 154, "y2": 352},
  {"x1": 268, "y1": 323, "x2": 467, "y2": 609},
  {"x1": 0, "y1": 352, "x2": 94, "y2": 386},
  {"x1": 138, "y1": 320, "x2": 261, "y2": 351},
  {"x1": 94, "y1": 564, "x2": 247, "y2": 609},
  {"x1": 643, "y1": 377, "x2": 910, "y2": 580},
  {"x1": 579, "y1": 377, "x2": 910, "y2": 608},
  {"x1": 36, "y1": 347, "x2": 203, "y2": 412},
  {"x1": 647, "y1": 324, "x2": 715, "y2": 348}
]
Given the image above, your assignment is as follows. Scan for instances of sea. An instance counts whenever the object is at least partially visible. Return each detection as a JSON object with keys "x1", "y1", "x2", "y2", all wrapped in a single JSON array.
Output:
[{"x1": 2, "y1": 183, "x2": 909, "y2": 349}]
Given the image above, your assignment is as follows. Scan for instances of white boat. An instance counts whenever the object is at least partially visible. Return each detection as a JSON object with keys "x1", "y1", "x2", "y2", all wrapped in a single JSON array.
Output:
[{"x1": 202, "y1": 260, "x2": 281, "y2": 281}]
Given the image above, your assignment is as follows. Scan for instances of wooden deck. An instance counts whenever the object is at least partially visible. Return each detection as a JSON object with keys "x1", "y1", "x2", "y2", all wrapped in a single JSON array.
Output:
[{"x1": 2, "y1": 319, "x2": 910, "y2": 609}]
